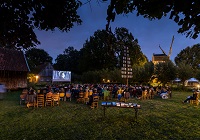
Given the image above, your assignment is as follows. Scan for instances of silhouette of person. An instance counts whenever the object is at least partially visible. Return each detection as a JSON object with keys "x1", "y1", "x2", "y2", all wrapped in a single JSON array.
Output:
[{"x1": 59, "y1": 72, "x2": 66, "y2": 79}]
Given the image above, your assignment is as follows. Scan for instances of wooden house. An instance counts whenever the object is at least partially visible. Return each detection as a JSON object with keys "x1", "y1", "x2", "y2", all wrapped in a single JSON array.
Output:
[
  {"x1": 29, "y1": 62, "x2": 54, "y2": 83},
  {"x1": 152, "y1": 54, "x2": 168, "y2": 65},
  {"x1": 0, "y1": 48, "x2": 30, "y2": 90}
]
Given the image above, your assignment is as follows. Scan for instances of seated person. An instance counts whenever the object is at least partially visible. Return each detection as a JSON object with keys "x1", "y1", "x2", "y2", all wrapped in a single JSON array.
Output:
[
  {"x1": 183, "y1": 90, "x2": 198, "y2": 103},
  {"x1": 87, "y1": 88, "x2": 98, "y2": 105},
  {"x1": 103, "y1": 87, "x2": 110, "y2": 100},
  {"x1": 29, "y1": 89, "x2": 36, "y2": 95},
  {"x1": 160, "y1": 92, "x2": 168, "y2": 99},
  {"x1": 117, "y1": 87, "x2": 123, "y2": 100}
]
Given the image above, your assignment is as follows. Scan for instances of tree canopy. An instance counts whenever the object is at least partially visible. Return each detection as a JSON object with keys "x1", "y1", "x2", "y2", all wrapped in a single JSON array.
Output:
[
  {"x1": 3, "y1": 0, "x2": 200, "y2": 85},
  {"x1": 0, "y1": 0, "x2": 82, "y2": 49},
  {"x1": 176, "y1": 61, "x2": 193, "y2": 87},
  {"x1": 54, "y1": 46, "x2": 81, "y2": 74},
  {"x1": 105, "y1": 0, "x2": 200, "y2": 39},
  {"x1": 78, "y1": 29, "x2": 117, "y2": 72},
  {"x1": 175, "y1": 44, "x2": 200, "y2": 70},
  {"x1": 54, "y1": 27, "x2": 147, "y2": 75},
  {"x1": 154, "y1": 60, "x2": 177, "y2": 86},
  {"x1": 1, "y1": 0, "x2": 200, "y2": 50},
  {"x1": 25, "y1": 48, "x2": 53, "y2": 71}
]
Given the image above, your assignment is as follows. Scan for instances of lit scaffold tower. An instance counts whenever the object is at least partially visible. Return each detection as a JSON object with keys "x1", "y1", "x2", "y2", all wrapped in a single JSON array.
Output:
[{"x1": 121, "y1": 46, "x2": 133, "y2": 86}]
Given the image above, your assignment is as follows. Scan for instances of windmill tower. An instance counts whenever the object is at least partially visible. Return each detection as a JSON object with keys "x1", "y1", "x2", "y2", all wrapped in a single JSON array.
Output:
[{"x1": 152, "y1": 36, "x2": 174, "y2": 64}]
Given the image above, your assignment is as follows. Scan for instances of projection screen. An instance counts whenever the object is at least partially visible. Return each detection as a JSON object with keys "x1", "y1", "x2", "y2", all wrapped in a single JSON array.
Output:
[{"x1": 52, "y1": 70, "x2": 71, "y2": 82}]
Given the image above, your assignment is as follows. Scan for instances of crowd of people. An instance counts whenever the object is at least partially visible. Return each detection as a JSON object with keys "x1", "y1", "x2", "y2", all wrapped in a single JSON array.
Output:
[
  {"x1": 38, "y1": 84, "x2": 173, "y2": 103},
  {"x1": 24, "y1": 83, "x2": 200, "y2": 106}
]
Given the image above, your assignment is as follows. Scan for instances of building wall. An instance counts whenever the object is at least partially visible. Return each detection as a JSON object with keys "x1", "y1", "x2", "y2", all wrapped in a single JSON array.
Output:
[
  {"x1": 0, "y1": 71, "x2": 28, "y2": 89},
  {"x1": 38, "y1": 63, "x2": 54, "y2": 82}
]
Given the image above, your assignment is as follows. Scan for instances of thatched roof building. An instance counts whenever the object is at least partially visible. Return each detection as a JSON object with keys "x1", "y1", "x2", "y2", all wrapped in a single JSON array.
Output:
[{"x1": 0, "y1": 48, "x2": 30, "y2": 90}]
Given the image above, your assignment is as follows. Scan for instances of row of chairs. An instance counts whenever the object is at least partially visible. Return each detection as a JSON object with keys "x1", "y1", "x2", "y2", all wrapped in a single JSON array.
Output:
[
  {"x1": 59, "y1": 92, "x2": 72, "y2": 101},
  {"x1": 140, "y1": 90, "x2": 155, "y2": 100},
  {"x1": 20, "y1": 89, "x2": 61, "y2": 108},
  {"x1": 26, "y1": 92, "x2": 60, "y2": 108}
]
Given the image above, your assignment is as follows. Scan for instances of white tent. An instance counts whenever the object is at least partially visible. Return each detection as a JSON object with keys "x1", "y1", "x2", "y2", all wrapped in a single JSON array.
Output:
[
  {"x1": 174, "y1": 78, "x2": 181, "y2": 82},
  {"x1": 185, "y1": 78, "x2": 199, "y2": 87},
  {"x1": 187, "y1": 78, "x2": 199, "y2": 82}
]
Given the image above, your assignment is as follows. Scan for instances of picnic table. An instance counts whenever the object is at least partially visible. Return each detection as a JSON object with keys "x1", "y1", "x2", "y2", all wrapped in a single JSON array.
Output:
[{"x1": 101, "y1": 102, "x2": 141, "y2": 121}]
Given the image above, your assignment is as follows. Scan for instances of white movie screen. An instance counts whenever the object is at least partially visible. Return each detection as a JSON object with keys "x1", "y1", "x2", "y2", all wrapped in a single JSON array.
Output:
[{"x1": 52, "y1": 71, "x2": 71, "y2": 82}]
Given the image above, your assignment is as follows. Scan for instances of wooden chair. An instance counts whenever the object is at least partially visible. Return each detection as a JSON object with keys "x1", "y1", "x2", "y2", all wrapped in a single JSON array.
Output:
[
  {"x1": 84, "y1": 91, "x2": 89, "y2": 103},
  {"x1": 91, "y1": 96, "x2": 99, "y2": 109},
  {"x1": 66, "y1": 92, "x2": 72, "y2": 101},
  {"x1": 77, "y1": 92, "x2": 84, "y2": 103},
  {"x1": 124, "y1": 91, "x2": 130, "y2": 100},
  {"x1": 59, "y1": 92, "x2": 66, "y2": 101},
  {"x1": 36, "y1": 93, "x2": 45, "y2": 107},
  {"x1": 190, "y1": 92, "x2": 199, "y2": 106},
  {"x1": 37, "y1": 89, "x2": 41, "y2": 94},
  {"x1": 26, "y1": 94, "x2": 36, "y2": 108},
  {"x1": 45, "y1": 92, "x2": 53, "y2": 107},
  {"x1": 89, "y1": 90, "x2": 93, "y2": 96},
  {"x1": 20, "y1": 89, "x2": 28, "y2": 105},
  {"x1": 149, "y1": 89, "x2": 154, "y2": 99},
  {"x1": 141, "y1": 90, "x2": 148, "y2": 100},
  {"x1": 52, "y1": 93, "x2": 60, "y2": 106},
  {"x1": 119, "y1": 97, "x2": 126, "y2": 102}
]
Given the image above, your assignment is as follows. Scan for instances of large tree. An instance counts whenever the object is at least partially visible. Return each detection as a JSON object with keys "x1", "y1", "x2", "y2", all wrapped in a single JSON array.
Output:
[
  {"x1": 132, "y1": 61, "x2": 154, "y2": 84},
  {"x1": 175, "y1": 44, "x2": 200, "y2": 70},
  {"x1": 54, "y1": 46, "x2": 80, "y2": 74},
  {"x1": 0, "y1": 0, "x2": 82, "y2": 49},
  {"x1": 105, "y1": 0, "x2": 200, "y2": 39},
  {"x1": 154, "y1": 60, "x2": 177, "y2": 86},
  {"x1": 114, "y1": 27, "x2": 148, "y2": 67},
  {"x1": 176, "y1": 61, "x2": 193, "y2": 87},
  {"x1": 25, "y1": 48, "x2": 53, "y2": 71},
  {"x1": 78, "y1": 29, "x2": 117, "y2": 73}
]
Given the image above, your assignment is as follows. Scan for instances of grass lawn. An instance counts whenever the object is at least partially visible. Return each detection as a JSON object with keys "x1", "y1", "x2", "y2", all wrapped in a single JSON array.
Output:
[{"x1": 0, "y1": 90, "x2": 200, "y2": 140}]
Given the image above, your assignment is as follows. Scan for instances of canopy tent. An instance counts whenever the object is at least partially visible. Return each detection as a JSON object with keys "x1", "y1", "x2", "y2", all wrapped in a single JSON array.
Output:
[
  {"x1": 172, "y1": 78, "x2": 181, "y2": 86},
  {"x1": 174, "y1": 78, "x2": 181, "y2": 82},
  {"x1": 185, "y1": 78, "x2": 199, "y2": 87},
  {"x1": 187, "y1": 78, "x2": 199, "y2": 82}
]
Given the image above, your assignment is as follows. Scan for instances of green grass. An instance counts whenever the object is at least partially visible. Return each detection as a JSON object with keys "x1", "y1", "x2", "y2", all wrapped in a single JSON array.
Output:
[{"x1": 0, "y1": 91, "x2": 200, "y2": 140}]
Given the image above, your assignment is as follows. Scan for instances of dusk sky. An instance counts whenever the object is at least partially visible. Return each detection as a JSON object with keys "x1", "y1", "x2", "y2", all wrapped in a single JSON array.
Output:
[{"x1": 35, "y1": 1, "x2": 200, "y2": 63}]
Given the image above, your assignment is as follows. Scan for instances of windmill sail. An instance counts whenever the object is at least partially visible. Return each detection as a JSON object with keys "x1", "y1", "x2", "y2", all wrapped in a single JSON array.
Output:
[
  {"x1": 159, "y1": 45, "x2": 167, "y2": 55},
  {"x1": 168, "y1": 35, "x2": 174, "y2": 58}
]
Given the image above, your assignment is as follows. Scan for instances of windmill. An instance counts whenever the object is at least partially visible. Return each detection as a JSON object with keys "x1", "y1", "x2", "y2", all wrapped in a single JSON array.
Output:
[{"x1": 158, "y1": 35, "x2": 174, "y2": 59}]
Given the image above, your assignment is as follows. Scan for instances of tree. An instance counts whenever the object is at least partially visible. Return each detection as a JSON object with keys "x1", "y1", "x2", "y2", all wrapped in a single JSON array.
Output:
[
  {"x1": 54, "y1": 46, "x2": 81, "y2": 74},
  {"x1": 114, "y1": 27, "x2": 148, "y2": 68},
  {"x1": 195, "y1": 69, "x2": 200, "y2": 82},
  {"x1": 175, "y1": 44, "x2": 200, "y2": 70},
  {"x1": 0, "y1": 0, "x2": 82, "y2": 49},
  {"x1": 78, "y1": 27, "x2": 147, "y2": 73},
  {"x1": 176, "y1": 61, "x2": 193, "y2": 87},
  {"x1": 78, "y1": 29, "x2": 117, "y2": 73},
  {"x1": 154, "y1": 60, "x2": 177, "y2": 86},
  {"x1": 132, "y1": 61, "x2": 154, "y2": 84},
  {"x1": 3, "y1": 0, "x2": 200, "y2": 50},
  {"x1": 105, "y1": 0, "x2": 200, "y2": 39},
  {"x1": 25, "y1": 48, "x2": 53, "y2": 71}
]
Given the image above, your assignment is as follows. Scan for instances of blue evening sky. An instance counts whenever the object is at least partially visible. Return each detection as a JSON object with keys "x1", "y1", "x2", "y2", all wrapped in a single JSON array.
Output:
[{"x1": 35, "y1": 1, "x2": 200, "y2": 63}]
